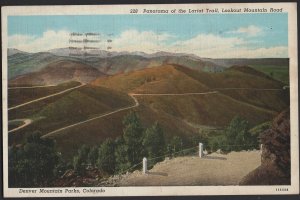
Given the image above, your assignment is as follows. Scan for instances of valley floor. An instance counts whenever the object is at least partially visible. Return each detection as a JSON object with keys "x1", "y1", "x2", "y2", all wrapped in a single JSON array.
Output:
[{"x1": 113, "y1": 151, "x2": 260, "y2": 186}]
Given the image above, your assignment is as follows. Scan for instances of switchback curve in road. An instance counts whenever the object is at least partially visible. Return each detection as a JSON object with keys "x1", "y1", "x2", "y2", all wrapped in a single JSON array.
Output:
[
  {"x1": 41, "y1": 94, "x2": 139, "y2": 138},
  {"x1": 8, "y1": 83, "x2": 85, "y2": 111},
  {"x1": 8, "y1": 119, "x2": 32, "y2": 133},
  {"x1": 41, "y1": 92, "x2": 218, "y2": 138},
  {"x1": 36, "y1": 88, "x2": 283, "y2": 138}
]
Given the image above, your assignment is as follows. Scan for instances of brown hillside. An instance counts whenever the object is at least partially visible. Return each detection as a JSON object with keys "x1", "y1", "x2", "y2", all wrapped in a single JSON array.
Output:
[
  {"x1": 9, "y1": 64, "x2": 289, "y2": 158},
  {"x1": 93, "y1": 64, "x2": 288, "y2": 112},
  {"x1": 91, "y1": 64, "x2": 210, "y2": 93},
  {"x1": 228, "y1": 65, "x2": 275, "y2": 80},
  {"x1": 174, "y1": 65, "x2": 288, "y2": 112},
  {"x1": 48, "y1": 103, "x2": 199, "y2": 158},
  {"x1": 9, "y1": 60, "x2": 105, "y2": 85}
]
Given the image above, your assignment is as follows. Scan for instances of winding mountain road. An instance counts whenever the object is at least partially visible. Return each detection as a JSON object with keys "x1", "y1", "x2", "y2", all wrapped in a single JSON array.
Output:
[
  {"x1": 8, "y1": 86, "x2": 283, "y2": 136},
  {"x1": 41, "y1": 93, "x2": 140, "y2": 138},
  {"x1": 41, "y1": 91, "x2": 220, "y2": 138},
  {"x1": 8, "y1": 85, "x2": 56, "y2": 90},
  {"x1": 214, "y1": 87, "x2": 283, "y2": 91},
  {"x1": 41, "y1": 87, "x2": 284, "y2": 138},
  {"x1": 8, "y1": 83, "x2": 85, "y2": 111},
  {"x1": 131, "y1": 91, "x2": 218, "y2": 96},
  {"x1": 8, "y1": 119, "x2": 32, "y2": 133}
]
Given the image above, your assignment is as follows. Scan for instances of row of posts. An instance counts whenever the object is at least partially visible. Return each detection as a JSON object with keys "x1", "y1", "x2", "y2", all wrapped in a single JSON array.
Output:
[
  {"x1": 142, "y1": 142, "x2": 203, "y2": 174},
  {"x1": 142, "y1": 143, "x2": 264, "y2": 174}
]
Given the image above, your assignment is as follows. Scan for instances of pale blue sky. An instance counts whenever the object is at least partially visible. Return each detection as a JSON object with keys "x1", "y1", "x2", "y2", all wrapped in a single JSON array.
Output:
[{"x1": 7, "y1": 14, "x2": 288, "y2": 58}]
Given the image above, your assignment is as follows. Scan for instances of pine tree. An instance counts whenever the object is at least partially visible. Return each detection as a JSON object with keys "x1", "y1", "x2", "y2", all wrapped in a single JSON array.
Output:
[
  {"x1": 123, "y1": 111, "x2": 144, "y2": 165},
  {"x1": 169, "y1": 136, "x2": 183, "y2": 157},
  {"x1": 97, "y1": 139, "x2": 116, "y2": 174},
  {"x1": 142, "y1": 122, "x2": 165, "y2": 161},
  {"x1": 224, "y1": 116, "x2": 255, "y2": 151},
  {"x1": 88, "y1": 146, "x2": 98, "y2": 167},
  {"x1": 73, "y1": 145, "x2": 90, "y2": 174},
  {"x1": 9, "y1": 132, "x2": 59, "y2": 187}
]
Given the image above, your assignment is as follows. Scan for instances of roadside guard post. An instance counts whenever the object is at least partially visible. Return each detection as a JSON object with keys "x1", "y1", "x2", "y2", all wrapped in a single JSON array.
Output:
[
  {"x1": 143, "y1": 157, "x2": 147, "y2": 174},
  {"x1": 199, "y1": 143, "x2": 203, "y2": 158}
]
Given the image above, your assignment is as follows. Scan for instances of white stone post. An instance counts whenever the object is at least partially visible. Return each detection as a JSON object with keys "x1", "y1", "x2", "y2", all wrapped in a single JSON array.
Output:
[
  {"x1": 199, "y1": 143, "x2": 203, "y2": 158},
  {"x1": 260, "y1": 144, "x2": 263, "y2": 154},
  {"x1": 143, "y1": 157, "x2": 147, "y2": 174}
]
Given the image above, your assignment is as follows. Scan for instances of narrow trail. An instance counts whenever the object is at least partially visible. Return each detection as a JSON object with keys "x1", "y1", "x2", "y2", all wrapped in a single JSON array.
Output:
[
  {"x1": 8, "y1": 85, "x2": 56, "y2": 89},
  {"x1": 41, "y1": 88, "x2": 284, "y2": 138},
  {"x1": 130, "y1": 91, "x2": 218, "y2": 96},
  {"x1": 214, "y1": 87, "x2": 283, "y2": 91},
  {"x1": 9, "y1": 87, "x2": 283, "y2": 136},
  {"x1": 41, "y1": 94, "x2": 139, "y2": 138},
  {"x1": 41, "y1": 92, "x2": 219, "y2": 138},
  {"x1": 8, "y1": 119, "x2": 32, "y2": 133},
  {"x1": 8, "y1": 83, "x2": 85, "y2": 111}
]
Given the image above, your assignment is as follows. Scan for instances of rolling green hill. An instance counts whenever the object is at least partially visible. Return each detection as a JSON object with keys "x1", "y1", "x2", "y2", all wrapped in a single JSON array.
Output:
[
  {"x1": 8, "y1": 64, "x2": 289, "y2": 158},
  {"x1": 8, "y1": 84, "x2": 134, "y2": 147},
  {"x1": 9, "y1": 60, "x2": 105, "y2": 85},
  {"x1": 51, "y1": 63, "x2": 287, "y2": 157},
  {"x1": 250, "y1": 64, "x2": 289, "y2": 84},
  {"x1": 173, "y1": 65, "x2": 288, "y2": 112}
]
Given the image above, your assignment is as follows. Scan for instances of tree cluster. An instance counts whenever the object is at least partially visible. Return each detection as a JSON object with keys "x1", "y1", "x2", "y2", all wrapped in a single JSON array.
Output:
[
  {"x1": 8, "y1": 113, "x2": 259, "y2": 187},
  {"x1": 8, "y1": 133, "x2": 60, "y2": 187},
  {"x1": 72, "y1": 111, "x2": 167, "y2": 174},
  {"x1": 208, "y1": 116, "x2": 259, "y2": 152}
]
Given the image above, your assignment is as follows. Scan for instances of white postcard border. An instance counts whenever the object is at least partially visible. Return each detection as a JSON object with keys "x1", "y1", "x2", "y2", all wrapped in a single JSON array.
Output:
[{"x1": 1, "y1": 3, "x2": 299, "y2": 197}]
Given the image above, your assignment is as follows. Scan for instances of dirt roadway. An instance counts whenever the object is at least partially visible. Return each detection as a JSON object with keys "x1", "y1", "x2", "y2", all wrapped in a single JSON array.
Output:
[
  {"x1": 42, "y1": 92, "x2": 216, "y2": 138},
  {"x1": 8, "y1": 119, "x2": 32, "y2": 133},
  {"x1": 8, "y1": 83, "x2": 85, "y2": 111},
  {"x1": 118, "y1": 151, "x2": 261, "y2": 186}
]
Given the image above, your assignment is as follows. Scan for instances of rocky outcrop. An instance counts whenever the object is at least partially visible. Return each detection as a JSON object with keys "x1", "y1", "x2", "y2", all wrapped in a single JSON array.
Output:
[
  {"x1": 53, "y1": 168, "x2": 105, "y2": 187},
  {"x1": 240, "y1": 109, "x2": 290, "y2": 185}
]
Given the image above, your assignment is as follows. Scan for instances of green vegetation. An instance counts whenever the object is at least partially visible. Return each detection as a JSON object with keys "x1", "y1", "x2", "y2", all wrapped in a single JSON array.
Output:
[
  {"x1": 250, "y1": 65, "x2": 289, "y2": 84},
  {"x1": 97, "y1": 139, "x2": 116, "y2": 174},
  {"x1": 175, "y1": 65, "x2": 288, "y2": 112},
  {"x1": 73, "y1": 145, "x2": 90, "y2": 175},
  {"x1": 9, "y1": 112, "x2": 263, "y2": 187},
  {"x1": 249, "y1": 121, "x2": 272, "y2": 138},
  {"x1": 8, "y1": 64, "x2": 289, "y2": 164},
  {"x1": 123, "y1": 111, "x2": 145, "y2": 165},
  {"x1": 143, "y1": 122, "x2": 166, "y2": 160},
  {"x1": 8, "y1": 84, "x2": 134, "y2": 146},
  {"x1": 9, "y1": 132, "x2": 60, "y2": 187},
  {"x1": 207, "y1": 116, "x2": 259, "y2": 152}
]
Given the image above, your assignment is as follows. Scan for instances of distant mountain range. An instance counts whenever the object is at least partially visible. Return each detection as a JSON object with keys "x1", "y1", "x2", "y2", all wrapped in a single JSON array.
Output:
[
  {"x1": 7, "y1": 48, "x2": 289, "y2": 85},
  {"x1": 46, "y1": 47, "x2": 203, "y2": 59}
]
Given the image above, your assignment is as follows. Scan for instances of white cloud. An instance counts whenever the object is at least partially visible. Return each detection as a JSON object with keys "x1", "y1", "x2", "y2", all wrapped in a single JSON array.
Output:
[
  {"x1": 8, "y1": 30, "x2": 70, "y2": 52},
  {"x1": 8, "y1": 29, "x2": 287, "y2": 58},
  {"x1": 230, "y1": 25, "x2": 263, "y2": 37},
  {"x1": 112, "y1": 29, "x2": 173, "y2": 52}
]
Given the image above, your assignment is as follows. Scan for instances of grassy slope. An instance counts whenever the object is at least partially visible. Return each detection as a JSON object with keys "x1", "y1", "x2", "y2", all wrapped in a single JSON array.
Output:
[
  {"x1": 92, "y1": 65, "x2": 210, "y2": 93},
  {"x1": 8, "y1": 53, "x2": 84, "y2": 79},
  {"x1": 8, "y1": 85, "x2": 133, "y2": 146},
  {"x1": 250, "y1": 65, "x2": 289, "y2": 84},
  {"x1": 93, "y1": 64, "x2": 289, "y2": 112},
  {"x1": 49, "y1": 103, "x2": 199, "y2": 158},
  {"x1": 8, "y1": 81, "x2": 81, "y2": 107},
  {"x1": 8, "y1": 64, "x2": 289, "y2": 157},
  {"x1": 175, "y1": 65, "x2": 289, "y2": 112}
]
